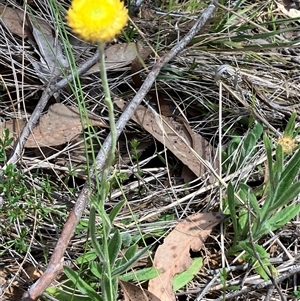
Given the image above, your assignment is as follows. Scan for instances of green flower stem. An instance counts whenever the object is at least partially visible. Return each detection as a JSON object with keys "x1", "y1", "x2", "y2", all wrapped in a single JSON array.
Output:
[
  {"x1": 98, "y1": 42, "x2": 116, "y2": 168},
  {"x1": 97, "y1": 42, "x2": 117, "y2": 301}
]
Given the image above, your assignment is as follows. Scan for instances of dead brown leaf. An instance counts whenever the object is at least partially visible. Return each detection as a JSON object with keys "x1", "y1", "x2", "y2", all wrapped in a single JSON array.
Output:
[
  {"x1": 87, "y1": 42, "x2": 149, "y2": 73},
  {"x1": 115, "y1": 99, "x2": 217, "y2": 178},
  {"x1": 0, "y1": 6, "x2": 30, "y2": 38},
  {"x1": 0, "y1": 103, "x2": 107, "y2": 148},
  {"x1": 28, "y1": 15, "x2": 69, "y2": 80},
  {"x1": 120, "y1": 280, "x2": 161, "y2": 301},
  {"x1": 148, "y1": 212, "x2": 225, "y2": 301}
]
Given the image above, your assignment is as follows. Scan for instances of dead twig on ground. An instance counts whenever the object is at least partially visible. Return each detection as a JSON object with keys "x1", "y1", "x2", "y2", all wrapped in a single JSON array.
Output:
[{"x1": 214, "y1": 264, "x2": 300, "y2": 301}]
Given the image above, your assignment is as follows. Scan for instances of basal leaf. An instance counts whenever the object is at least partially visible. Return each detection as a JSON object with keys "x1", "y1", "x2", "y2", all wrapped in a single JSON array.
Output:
[{"x1": 102, "y1": 274, "x2": 117, "y2": 301}]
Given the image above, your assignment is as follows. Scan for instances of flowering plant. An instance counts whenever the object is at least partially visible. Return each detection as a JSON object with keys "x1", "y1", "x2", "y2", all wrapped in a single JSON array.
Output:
[{"x1": 65, "y1": 2, "x2": 131, "y2": 301}]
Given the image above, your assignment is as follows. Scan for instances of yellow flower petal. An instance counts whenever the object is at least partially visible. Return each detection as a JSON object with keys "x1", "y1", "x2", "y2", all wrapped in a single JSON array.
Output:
[{"x1": 67, "y1": 0, "x2": 128, "y2": 43}]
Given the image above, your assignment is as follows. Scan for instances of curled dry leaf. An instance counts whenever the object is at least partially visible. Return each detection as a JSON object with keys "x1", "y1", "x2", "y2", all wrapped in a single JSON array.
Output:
[
  {"x1": 0, "y1": 103, "x2": 107, "y2": 148},
  {"x1": 148, "y1": 212, "x2": 225, "y2": 301},
  {"x1": 120, "y1": 280, "x2": 160, "y2": 301},
  {"x1": 115, "y1": 99, "x2": 217, "y2": 178}
]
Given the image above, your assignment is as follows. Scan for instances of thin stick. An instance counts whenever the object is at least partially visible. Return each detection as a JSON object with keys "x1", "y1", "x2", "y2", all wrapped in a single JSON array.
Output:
[{"x1": 21, "y1": 2, "x2": 219, "y2": 300}]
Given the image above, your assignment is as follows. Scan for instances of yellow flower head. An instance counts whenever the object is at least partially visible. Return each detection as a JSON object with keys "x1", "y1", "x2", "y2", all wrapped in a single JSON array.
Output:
[
  {"x1": 277, "y1": 135, "x2": 297, "y2": 153},
  {"x1": 67, "y1": 0, "x2": 128, "y2": 43}
]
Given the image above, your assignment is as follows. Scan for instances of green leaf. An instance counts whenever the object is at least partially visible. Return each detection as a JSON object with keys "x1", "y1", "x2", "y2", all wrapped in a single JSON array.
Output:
[
  {"x1": 243, "y1": 123, "x2": 263, "y2": 158},
  {"x1": 284, "y1": 112, "x2": 297, "y2": 137},
  {"x1": 254, "y1": 204, "x2": 300, "y2": 239},
  {"x1": 173, "y1": 257, "x2": 203, "y2": 291},
  {"x1": 119, "y1": 267, "x2": 162, "y2": 282},
  {"x1": 108, "y1": 229, "x2": 122, "y2": 265},
  {"x1": 270, "y1": 182, "x2": 300, "y2": 212},
  {"x1": 64, "y1": 266, "x2": 103, "y2": 301},
  {"x1": 89, "y1": 261, "x2": 103, "y2": 279},
  {"x1": 227, "y1": 183, "x2": 238, "y2": 246},
  {"x1": 239, "y1": 183, "x2": 260, "y2": 216},
  {"x1": 89, "y1": 206, "x2": 105, "y2": 261},
  {"x1": 273, "y1": 149, "x2": 300, "y2": 204},
  {"x1": 109, "y1": 201, "x2": 125, "y2": 223},
  {"x1": 121, "y1": 232, "x2": 132, "y2": 248},
  {"x1": 102, "y1": 274, "x2": 117, "y2": 301},
  {"x1": 252, "y1": 123, "x2": 263, "y2": 140},
  {"x1": 237, "y1": 208, "x2": 248, "y2": 239},
  {"x1": 76, "y1": 250, "x2": 97, "y2": 264},
  {"x1": 46, "y1": 286, "x2": 87, "y2": 301},
  {"x1": 240, "y1": 242, "x2": 271, "y2": 280},
  {"x1": 263, "y1": 135, "x2": 274, "y2": 190},
  {"x1": 117, "y1": 244, "x2": 138, "y2": 267},
  {"x1": 243, "y1": 133, "x2": 256, "y2": 158},
  {"x1": 274, "y1": 144, "x2": 284, "y2": 180},
  {"x1": 268, "y1": 204, "x2": 300, "y2": 231},
  {"x1": 112, "y1": 246, "x2": 150, "y2": 277}
]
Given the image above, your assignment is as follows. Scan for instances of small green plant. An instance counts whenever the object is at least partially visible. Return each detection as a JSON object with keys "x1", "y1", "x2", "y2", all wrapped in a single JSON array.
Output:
[
  {"x1": 293, "y1": 286, "x2": 300, "y2": 298},
  {"x1": 0, "y1": 130, "x2": 64, "y2": 254},
  {"x1": 222, "y1": 122, "x2": 263, "y2": 173},
  {"x1": 130, "y1": 139, "x2": 143, "y2": 177},
  {"x1": 0, "y1": 129, "x2": 13, "y2": 162},
  {"x1": 47, "y1": 197, "x2": 149, "y2": 301},
  {"x1": 225, "y1": 113, "x2": 300, "y2": 278}
]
